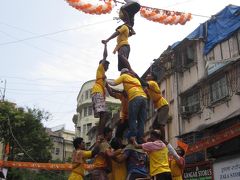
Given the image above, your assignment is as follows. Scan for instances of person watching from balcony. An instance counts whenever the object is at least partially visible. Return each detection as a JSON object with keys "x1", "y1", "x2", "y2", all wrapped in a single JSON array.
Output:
[{"x1": 91, "y1": 44, "x2": 110, "y2": 136}]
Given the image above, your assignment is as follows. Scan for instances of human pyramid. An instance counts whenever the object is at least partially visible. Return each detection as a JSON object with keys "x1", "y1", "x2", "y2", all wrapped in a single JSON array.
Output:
[{"x1": 68, "y1": 1, "x2": 185, "y2": 180}]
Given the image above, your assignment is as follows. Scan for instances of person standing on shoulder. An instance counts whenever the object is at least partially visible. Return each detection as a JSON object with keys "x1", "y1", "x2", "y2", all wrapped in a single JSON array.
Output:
[
  {"x1": 106, "y1": 68, "x2": 147, "y2": 144},
  {"x1": 101, "y1": 0, "x2": 140, "y2": 71},
  {"x1": 145, "y1": 72, "x2": 169, "y2": 139},
  {"x1": 91, "y1": 44, "x2": 110, "y2": 136}
]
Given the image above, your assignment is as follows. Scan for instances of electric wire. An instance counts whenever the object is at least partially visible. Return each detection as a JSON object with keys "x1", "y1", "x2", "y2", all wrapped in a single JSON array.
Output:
[
  {"x1": 0, "y1": 19, "x2": 113, "y2": 46},
  {"x1": 6, "y1": 114, "x2": 67, "y2": 178},
  {"x1": 0, "y1": 30, "x2": 95, "y2": 70}
]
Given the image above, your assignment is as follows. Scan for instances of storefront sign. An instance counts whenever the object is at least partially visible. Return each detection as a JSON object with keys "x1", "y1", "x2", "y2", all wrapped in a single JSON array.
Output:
[
  {"x1": 213, "y1": 156, "x2": 240, "y2": 180},
  {"x1": 184, "y1": 162, "x2": 213, "y2": 180}
]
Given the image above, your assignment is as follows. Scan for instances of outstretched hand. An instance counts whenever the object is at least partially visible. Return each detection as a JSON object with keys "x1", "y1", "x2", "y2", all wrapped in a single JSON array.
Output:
[{"x1": 101, "y1": 40, "x2": 108, "y2": 44}]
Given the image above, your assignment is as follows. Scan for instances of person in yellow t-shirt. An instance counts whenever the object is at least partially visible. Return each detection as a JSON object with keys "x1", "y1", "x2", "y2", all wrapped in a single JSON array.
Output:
[
  {"x1": 145, "y1": 72, "x2": 169, "y2": 140},
  {"x1": 91, "y1": 127, "x2": 115, "y2": 180},
  {"x1": 68, "y1": 137, "x2": 98, "y2": 180},
  {"x1": 101, "y1": 0, "x2": 140, "y2": 71},
  {"x1": 133, "y1": 130, "x2": 172, "y2": 180},
  {"x1": 108, "y1": 137, "x2": 127, "y2": 180},
  {"x1": 107, "y1": 68, "x2": 147, "y2": 144},
  {"x1": 106, "y1": 83, "x2": 128, "y2": 142},
  {"x1": 169, "y1": 147, "x2": 185, "y2": 180},
  {"x1": 91, "y1": 44, "x2": 110, "y2": 136}
]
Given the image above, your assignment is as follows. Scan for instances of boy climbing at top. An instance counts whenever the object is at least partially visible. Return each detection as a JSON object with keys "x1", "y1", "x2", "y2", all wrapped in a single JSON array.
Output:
[{"x1": 102, "y1": 0, "x2": 140, "y2": 71}]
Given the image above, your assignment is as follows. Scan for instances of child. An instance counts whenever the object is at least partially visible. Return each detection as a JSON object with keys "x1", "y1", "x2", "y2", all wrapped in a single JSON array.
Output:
[{"x1": 102, "y1": 0, "x2": 140, "y2": 71}]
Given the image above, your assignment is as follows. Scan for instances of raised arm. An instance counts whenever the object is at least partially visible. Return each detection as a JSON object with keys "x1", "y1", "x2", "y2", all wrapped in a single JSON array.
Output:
[
  {"x1": 105, "y1": 83, "x2": 117, "y2": 98},
  {"x1": 102, "y1": 31, "x2": 120, "y2": 44},
  {"x1": 106, "y1": 83, "x2": 123, "y2": 98},
  {"x1": 100, "y1": 43, "x2": 108, "y2": 65}
]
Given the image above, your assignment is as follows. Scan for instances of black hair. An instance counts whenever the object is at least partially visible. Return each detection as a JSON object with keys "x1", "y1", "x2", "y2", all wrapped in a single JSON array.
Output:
[
  {"x1": 103, "y1": 127, "x2": 113, "y2": 137},
  {"x1": 110, "y1": 137, "x2": 121, "y2": 150},
  {"x1": 99, "y1": 60, "x2": 110, "y2": 64},
  {"x1": 73, "y1": 137, "x2": 83, "y2": 150},
  {"x1": 150, "y1": 130, "x2": 162, "y2": 140},
  {"x1": 177, "y1": 147, "x2": 185, "y2": 157}
]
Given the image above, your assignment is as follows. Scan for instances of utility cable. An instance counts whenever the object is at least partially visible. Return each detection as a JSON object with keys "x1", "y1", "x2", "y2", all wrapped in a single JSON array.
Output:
[
  {"x1": 0, "y1": 19, "x2": 113, "y2": 46},
  {"x1": 6, "y1": 114, "x2": 67, "y2": 178}
]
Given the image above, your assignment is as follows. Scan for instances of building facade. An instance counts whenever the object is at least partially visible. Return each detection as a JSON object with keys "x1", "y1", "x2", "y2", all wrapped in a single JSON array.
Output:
[
  {"x1": 46, "y1": 125, "x2": 75, "y2": 162},
  {"x1": 142, "y1": 5, "x2": 240, "y2": 180},
  {"x1": 73, "y1": 80, "x2": 121, "y2": 148}
]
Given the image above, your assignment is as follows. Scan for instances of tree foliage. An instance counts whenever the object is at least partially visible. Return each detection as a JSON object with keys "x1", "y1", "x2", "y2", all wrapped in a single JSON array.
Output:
[{"x1": 0, "y1": 101, "x2": 52, "y2": 162}]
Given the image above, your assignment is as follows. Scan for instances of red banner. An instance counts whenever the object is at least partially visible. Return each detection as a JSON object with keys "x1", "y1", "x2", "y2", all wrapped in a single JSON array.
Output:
[{"x1": 186, "y1": 122, "x2": 240, "y2": 155}]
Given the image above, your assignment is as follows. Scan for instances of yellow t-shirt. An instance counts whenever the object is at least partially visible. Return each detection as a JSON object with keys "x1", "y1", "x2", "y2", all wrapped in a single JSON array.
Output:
[
  {"x1": 93, "y1": 141, "x2": 110, "y2": 168},
  {"x1": 115, "y1": 93, "x2": 128, "y2": 120},
  {"x1": 169, "y1": 158, "x2": 184, "y2": 180},
  {"x1": 92, "y1": 64, "x2": 106, "y2": 96},
  {"x1": 147, "y1": 80, "x2": 168, "y2": 109},
  {"x1": 148, "y1": 147, "x2": 171, "y2": 176},
  {"x1": 114, "y1": 74, "x2": 146, "y2": 101},
  {"x1": 68, "y1": 150, "x2": 92, "y2": 180},
  {"x1": 114, "y1": 24, "x2": 129, "y2": 52},
  {"x1": 111, "y1": 158, "x2": 127, "y2": 180}
]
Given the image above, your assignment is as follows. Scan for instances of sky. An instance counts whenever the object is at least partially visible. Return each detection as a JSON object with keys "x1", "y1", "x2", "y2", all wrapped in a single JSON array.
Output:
[{"x1": 0, "y1": 0, "x2": 239, "y2": 131}]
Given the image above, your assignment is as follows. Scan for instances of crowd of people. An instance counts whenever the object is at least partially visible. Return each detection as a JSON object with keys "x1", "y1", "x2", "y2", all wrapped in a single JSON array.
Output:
[{"x1": 69, "y1": 1, "x2": 185, "y2": 179}]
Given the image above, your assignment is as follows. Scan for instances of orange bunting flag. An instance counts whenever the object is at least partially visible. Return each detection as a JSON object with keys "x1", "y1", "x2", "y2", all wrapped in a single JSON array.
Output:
[{"x1": 177, "y1": 140, "x2": 189, "y2": 153}]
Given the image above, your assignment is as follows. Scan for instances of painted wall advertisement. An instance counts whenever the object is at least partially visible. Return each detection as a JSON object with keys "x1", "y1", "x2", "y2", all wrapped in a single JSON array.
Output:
[
  {"x1": 183, "y1": 162, "x2": 213, "y2": 180},
  {"x1": 213, "y1": 156, "x2": 240, "y2": 180}
]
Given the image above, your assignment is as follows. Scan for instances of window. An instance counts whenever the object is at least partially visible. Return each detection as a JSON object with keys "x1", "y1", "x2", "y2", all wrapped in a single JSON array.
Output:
[
  {"x1": 84, "y1": 107, "x2": 88, "y2": 117},
  {"x1": 79, "y1": 112, "x2": 82, "y2": 119},
  {"x1": 182, "y1": 43, "x2": 196, "y2": 66},
  {"x1": 210, "y1": 76, "x2": 228, "y2": 103},
  {"x1": 83, "y1": 124, "x2": 86, "y2": 134},
  {"x1": 88, "y1": 106, "x2": 92, "y2": 116},
  {"x1": 80, "y1": 95, "x2": 84, "y2": 102},
  {"x1": 55, "y1": 148, "x2": 60, "y2": 155},
  {"x1": 182, "y1": 90, "x2": 200, "y2": 115},
  {"x1": 77, "y1": 127, "x2": 81, "y2": 134},
  {"x1": 87, "y1": 123, "x2": 92, "y2": 132},
  {"x1": 85, "y1": 90, "x2": 89, "y2": 100}
]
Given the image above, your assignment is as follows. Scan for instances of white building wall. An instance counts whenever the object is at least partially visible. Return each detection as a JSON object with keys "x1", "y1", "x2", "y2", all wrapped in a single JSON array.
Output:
[{"x1": 75, "y1": 80, "x2": 121, "y2": 146}]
